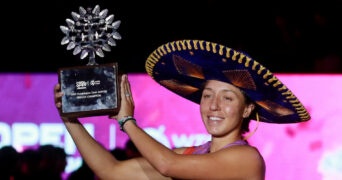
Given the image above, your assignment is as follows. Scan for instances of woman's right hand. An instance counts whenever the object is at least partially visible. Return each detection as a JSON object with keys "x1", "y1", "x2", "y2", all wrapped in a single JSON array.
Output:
[{"x1": 53, "y1": 83, "x2": 77, "y2": 122}]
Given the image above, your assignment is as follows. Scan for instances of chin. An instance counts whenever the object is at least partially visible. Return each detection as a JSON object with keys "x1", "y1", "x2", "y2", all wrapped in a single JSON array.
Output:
[{"x1": 207, "y1": 128, "x2": 224, "y2": 136}]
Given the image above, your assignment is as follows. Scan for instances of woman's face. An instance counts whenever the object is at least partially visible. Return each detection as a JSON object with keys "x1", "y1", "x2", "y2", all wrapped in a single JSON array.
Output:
[{"x1": 200, "y1": 80, "x2": 252, "y2": 137}]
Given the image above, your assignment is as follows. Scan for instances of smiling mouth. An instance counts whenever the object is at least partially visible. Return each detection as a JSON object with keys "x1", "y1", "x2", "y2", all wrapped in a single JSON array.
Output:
[{"x1": 208, "y1": 116, "x2": 223, "y2": 121}]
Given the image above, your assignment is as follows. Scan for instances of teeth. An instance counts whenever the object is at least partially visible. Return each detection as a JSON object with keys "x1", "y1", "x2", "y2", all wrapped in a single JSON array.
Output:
[{"x1": 209, "y1": 117, "x2": 222, "y2": 121}]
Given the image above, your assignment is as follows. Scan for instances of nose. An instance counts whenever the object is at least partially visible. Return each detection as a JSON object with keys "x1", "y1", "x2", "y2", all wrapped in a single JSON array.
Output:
[{"x1": 209, "y1": 96, "x2": 219, "y2": 111}]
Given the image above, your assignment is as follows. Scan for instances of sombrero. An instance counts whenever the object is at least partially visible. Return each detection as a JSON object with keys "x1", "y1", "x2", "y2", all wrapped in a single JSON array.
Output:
[{"x1": 145, "y1": 39, "x2": 310, "y2": 124}]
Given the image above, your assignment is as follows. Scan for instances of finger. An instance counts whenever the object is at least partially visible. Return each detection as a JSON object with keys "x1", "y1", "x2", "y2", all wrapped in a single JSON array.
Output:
[
  {"x1": 53, "y1": 84, "x2": 63, "y2": 108},
  {"x1": 118, "y1": 75, "x2": 134, "y2": 117},
  {"x1": 54, "y1": 84, "x2": 63, "y2": 96},
  {"x1": 120, "y1": 74, "x2": 128, "y2": 99},
  {"x1": 126, "y1": 75, "x2": 132, "y2": 94},
  {"x1": 54, "y1": 83, "x2": 60, "y2": 95},
  {"x1": 122, "y1": 75, "x2": 132, "y2": 99}
]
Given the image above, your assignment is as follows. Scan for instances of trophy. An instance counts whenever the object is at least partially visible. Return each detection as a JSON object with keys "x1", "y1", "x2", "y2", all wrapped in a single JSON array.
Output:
[{"x1": 59, "y1": 5, "x2": 122, "y2": 117}]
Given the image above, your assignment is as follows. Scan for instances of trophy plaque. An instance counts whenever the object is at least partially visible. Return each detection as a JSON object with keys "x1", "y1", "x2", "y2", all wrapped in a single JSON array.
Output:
[{"x1": 59, "y1": 5, "x2": 122, "y2": 117}]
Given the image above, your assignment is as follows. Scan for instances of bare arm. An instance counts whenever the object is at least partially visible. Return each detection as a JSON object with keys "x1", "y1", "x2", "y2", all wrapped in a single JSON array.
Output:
[
  {"x1": 122, "y1": 121, "x2": 265, "y2": 180},
  {"x1": 54, "y1": 83, "x2": 170, "y2": 180}
]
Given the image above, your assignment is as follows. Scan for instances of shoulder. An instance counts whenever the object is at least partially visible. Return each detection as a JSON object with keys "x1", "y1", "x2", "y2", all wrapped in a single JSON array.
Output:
[
  {"x1": 168, "y1": 144, "x2": 265, "y2": 179},
  {"x1": 220, "y1": 145, "x2": 264, "y2": 163},
  {"x1": 218, "y1": 145, "x2": 265, "y2": 177}
]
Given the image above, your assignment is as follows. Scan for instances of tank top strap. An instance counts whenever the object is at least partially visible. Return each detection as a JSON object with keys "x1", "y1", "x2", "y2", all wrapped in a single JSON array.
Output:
[
  {"x1": 222, "y1": 139, "x2": 248, "y2": 149},
  {"x1": 183, "y1": 140, "x2": 248, "y2": 155}
]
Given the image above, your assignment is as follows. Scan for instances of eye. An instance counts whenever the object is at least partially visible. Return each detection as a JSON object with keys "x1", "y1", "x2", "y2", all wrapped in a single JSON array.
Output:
[
  {"x1": 201, "y1": 89, "x2": 213, "y2": 99},
  {"x1": 223, "y1": 96, "x2": 232, "y2": 101},
  {"x1": 202, "y1": 94, "x2": 211, "y2": 99}
]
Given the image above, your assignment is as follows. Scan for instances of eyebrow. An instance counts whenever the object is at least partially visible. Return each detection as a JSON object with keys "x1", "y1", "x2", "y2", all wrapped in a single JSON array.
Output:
[{"x1": 203, "y1": 87, "x2": 239, "y2": 96}]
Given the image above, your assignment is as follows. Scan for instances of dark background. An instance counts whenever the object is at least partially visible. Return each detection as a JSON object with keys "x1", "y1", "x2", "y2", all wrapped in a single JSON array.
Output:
[{"x1": 3, "y1": 0, "x2": 342, "y2": 73}]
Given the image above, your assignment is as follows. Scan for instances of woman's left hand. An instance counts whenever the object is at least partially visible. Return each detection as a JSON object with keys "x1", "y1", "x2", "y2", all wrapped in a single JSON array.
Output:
[{"x1": 109, "y1": 74, "x2": 135, "y2": 121}]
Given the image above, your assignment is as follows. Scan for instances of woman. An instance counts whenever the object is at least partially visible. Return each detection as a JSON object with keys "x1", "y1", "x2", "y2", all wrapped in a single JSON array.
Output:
[{"x1": 54, "y1": 39, "x2": 310, "y2": 179}]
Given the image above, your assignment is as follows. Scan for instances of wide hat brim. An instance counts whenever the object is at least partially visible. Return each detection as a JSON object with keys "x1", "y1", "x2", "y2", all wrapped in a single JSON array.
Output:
[{"x1": 145, "y1": 39, "x2": 310, "y2": 123}]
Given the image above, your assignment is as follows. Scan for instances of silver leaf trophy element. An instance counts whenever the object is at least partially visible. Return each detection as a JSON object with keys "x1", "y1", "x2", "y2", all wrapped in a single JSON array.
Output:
[{"x1": 60, "y1": 5, "x2": 122, "y2": 65}]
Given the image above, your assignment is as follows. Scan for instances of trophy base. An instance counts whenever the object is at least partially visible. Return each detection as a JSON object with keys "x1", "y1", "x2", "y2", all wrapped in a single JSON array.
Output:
[{"x1": 58, "y1": 62, "x2": 120, "y2": 118}]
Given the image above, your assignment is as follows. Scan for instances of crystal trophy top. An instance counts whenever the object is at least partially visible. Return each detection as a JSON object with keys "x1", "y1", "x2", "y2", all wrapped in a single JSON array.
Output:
[
  {"x1": 60, "y1": 4, "x2": 122, "y2": 65},
  {"x1": 58, "y1": 5, "x2": 122, "y2": 117}
]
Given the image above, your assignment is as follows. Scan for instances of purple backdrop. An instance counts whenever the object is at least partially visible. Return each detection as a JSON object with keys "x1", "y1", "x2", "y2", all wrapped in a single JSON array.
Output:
[{"x1": 0, "y1": 73, "x2": 341, "y2": 180}]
